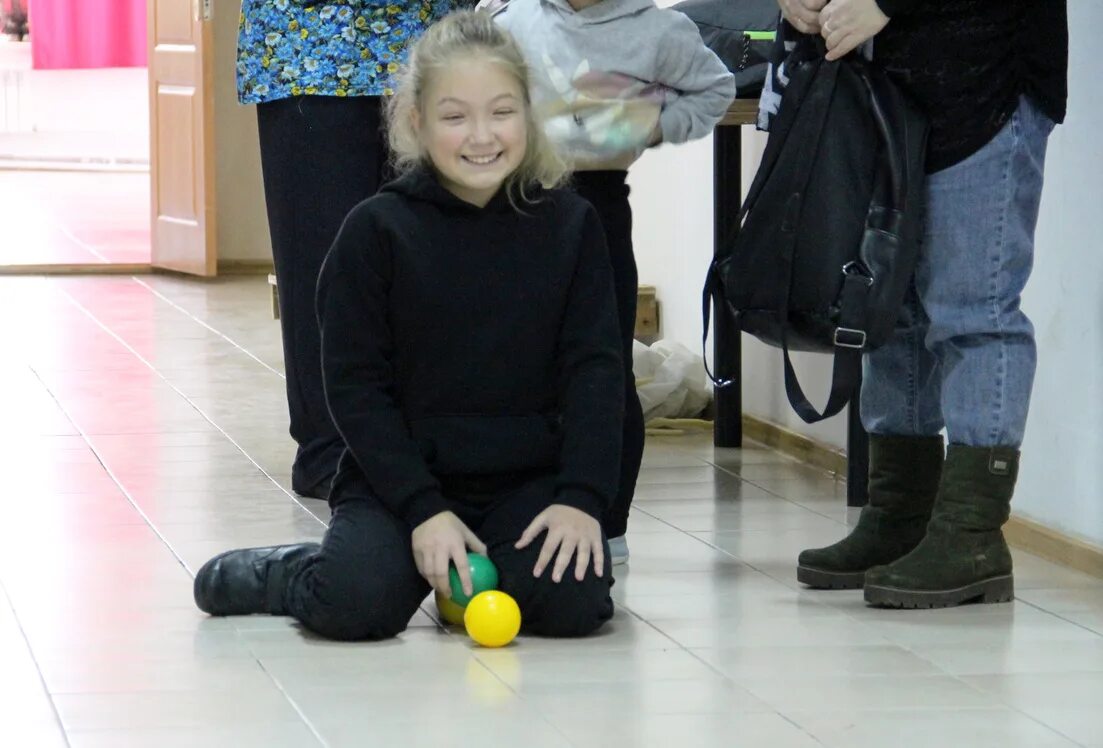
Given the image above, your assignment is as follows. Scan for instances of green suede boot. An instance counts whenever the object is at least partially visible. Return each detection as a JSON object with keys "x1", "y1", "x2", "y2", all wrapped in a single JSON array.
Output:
[
  {"x1": 864, "y1": 445, "x2": 1018, "y2": 608},
  {"x1": 797, "y1": 435, "x2": 944, "y2": 589}
]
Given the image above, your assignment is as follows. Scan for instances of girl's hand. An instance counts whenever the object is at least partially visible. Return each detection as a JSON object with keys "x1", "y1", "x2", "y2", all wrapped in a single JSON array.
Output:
[
  {"x1": 411, "y1": 511, "x2": 487, "y2": 598},
  {"x1": 515, "y1": 504, "x2": 605, "y2": 583}
]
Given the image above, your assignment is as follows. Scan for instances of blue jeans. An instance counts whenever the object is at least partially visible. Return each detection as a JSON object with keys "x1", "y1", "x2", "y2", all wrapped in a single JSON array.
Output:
[{"x1": 861, "y1": 96, "x2": 1055, "y2": 448}]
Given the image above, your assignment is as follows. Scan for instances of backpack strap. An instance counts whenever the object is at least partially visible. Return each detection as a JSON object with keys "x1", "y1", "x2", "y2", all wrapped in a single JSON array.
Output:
[
  {"x1": 769, "y1": 59, "x2": 850, "y2": 423},
  {"x1": 781, "y1": 265, "x2": 872, "y2": 422}
]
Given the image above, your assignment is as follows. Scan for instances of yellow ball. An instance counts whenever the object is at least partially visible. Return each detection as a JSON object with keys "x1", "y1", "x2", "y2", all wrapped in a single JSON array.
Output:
[
  {"x1": 463, "y1": 590, "x2": 521, "y2": 648},
  {"x1": 435, "y1": 591, "x2": 467, "y2": 627}
]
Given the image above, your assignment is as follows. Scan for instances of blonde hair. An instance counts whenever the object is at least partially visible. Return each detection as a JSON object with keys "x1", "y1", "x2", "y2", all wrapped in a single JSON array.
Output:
[{"x1": 386, "y1": 10, "x2": 567, "y2": 207}]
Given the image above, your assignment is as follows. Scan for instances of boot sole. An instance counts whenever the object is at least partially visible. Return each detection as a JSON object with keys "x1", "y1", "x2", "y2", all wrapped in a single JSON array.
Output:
[
  {"x1": 864, "y1": 575, "x2": 1014, "y2": 609},
  {"x1": 797, "y1": 565, "x2": 866, "y2": 590}
]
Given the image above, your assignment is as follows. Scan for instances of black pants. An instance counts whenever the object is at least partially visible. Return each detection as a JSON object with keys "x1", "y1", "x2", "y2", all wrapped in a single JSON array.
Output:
[
  {"x1": 572, "y1": 171, "x2": 645, "y2": 539},
  {"x1": 256, "y1": 96, "x2": 390, "y2": 494},
  {"x1": 282, "y1": 473, "x2": 614, "y2": 641}
]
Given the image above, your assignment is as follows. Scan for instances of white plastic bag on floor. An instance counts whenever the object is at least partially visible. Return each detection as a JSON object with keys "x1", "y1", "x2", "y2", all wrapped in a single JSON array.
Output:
[{"x1": 633, "y1": 339, "x2": 712, "y2": 421}]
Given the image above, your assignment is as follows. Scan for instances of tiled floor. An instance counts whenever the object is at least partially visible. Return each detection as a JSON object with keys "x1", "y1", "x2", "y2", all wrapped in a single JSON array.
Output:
[
  {"x1": 0, "y1": 171, "x2": 151, "y2": 267},
  {"x1": 2, "y1": 274, "x2": 1102, "y2": 748}
]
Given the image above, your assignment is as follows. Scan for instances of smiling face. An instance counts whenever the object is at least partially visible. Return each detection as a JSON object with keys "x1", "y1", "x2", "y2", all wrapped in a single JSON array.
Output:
[{"x1": 415, "y1": 55, "x2": 528, "y2": 207}]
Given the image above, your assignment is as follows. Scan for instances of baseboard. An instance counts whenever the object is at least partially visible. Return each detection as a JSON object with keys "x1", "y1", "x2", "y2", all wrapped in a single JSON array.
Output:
[
  {"x1": 0, "y1": 263, "x2": 152, "y2": 275},
  {"x1": 1003, "y1": 515, "x2": 1103, "y2": 580},
  {"x1": 744, "y1": 413, "x2": 1103, "y2": 580},
  {"x1": 217, "y1": 259, "x2": 274, "y2": 275},
  {"x1": 741, "y1": 413, "x2": 848, "y2": 477},
  {"x1": 0, "y1": 159, "x2": 149, "y2": 174},
  {"x1": 0, "y1": 261, "x2": 272, "y2": 276}
]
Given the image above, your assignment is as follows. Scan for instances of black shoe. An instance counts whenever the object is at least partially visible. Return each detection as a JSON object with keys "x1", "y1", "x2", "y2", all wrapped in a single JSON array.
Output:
[{"x1": 194, "y1": 543, "x2": 320, "y2": 616}]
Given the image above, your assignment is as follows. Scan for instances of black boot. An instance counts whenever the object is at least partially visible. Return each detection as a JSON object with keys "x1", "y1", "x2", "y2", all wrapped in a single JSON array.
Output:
[
  {"x1": 864, "y1": 445, "x2": 1018, "y2": 609},
  {"x1": 797, "y1": 435, "x2": 944, "y2": 589},
  {"x1": 194, "y1": 543, "x2": 319, "y2": 616}
]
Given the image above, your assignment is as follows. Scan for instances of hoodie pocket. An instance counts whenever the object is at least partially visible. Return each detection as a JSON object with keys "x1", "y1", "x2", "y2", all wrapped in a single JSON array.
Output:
[{"x1": 409, "y1": 414, "x2": 562, "y2": 476}]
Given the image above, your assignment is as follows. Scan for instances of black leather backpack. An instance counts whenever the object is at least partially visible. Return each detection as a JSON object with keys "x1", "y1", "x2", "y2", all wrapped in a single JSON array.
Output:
[{"x1": 704, "y1": 41, "x2": 929, "y2": 423}]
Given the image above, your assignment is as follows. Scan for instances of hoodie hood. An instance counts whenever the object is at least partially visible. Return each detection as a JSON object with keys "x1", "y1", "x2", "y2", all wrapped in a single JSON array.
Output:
[
  {"x1": 540, "y1": 0, "x2": 655, "y2": 24},
  {"x1": 380, "y1": 167, "x2": 522, "y2": 213}
]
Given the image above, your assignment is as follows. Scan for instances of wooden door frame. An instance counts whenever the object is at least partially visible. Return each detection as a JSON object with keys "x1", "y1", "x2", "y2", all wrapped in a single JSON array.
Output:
[
  {"x1": 147, "y1": 0, "x2": 217, "y2": 276},
  {"x1": 0, "y1": 1, "x2": 216, "y2": 276}
]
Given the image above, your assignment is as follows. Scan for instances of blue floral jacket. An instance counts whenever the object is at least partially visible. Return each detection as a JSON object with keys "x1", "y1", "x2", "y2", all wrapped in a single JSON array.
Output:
[{"x1": 237, "y1": 0, "x2": 453, "y2": 104}]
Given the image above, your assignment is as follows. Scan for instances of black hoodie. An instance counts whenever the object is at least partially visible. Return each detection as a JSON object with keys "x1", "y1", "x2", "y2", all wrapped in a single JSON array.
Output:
[{"x1": 316, "y1": 169, "x2": 624, "y2": 529}]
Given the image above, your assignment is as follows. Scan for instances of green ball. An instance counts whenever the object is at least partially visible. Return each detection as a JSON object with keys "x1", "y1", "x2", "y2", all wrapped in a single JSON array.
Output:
[{"x1": 448, "y1": 553, "x2": 499, "y2": 606}]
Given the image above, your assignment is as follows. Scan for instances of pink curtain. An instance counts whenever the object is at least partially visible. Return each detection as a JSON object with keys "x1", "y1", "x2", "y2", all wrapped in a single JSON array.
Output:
[{"x1": 29, "y1": 0, "x2": 147, "y2": 70}]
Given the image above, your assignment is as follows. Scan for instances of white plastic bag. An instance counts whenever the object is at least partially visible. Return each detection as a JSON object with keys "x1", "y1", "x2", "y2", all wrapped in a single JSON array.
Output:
[{"x1": 632, "y1": 339, "x2": 712, "y2": 422}]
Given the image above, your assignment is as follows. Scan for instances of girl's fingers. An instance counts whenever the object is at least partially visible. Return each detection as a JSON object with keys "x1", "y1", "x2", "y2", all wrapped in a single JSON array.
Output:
[
  {"x1": 574, "y1": 540, "x2": 591, "y2": 582},
  {"x1": 551, "y1": 536, "x2": 578, "y2": 583},
  {"x1": 515, "y1": 511, "x2": 548, "y2": 550},
  {"x1": 432, "y1": 549, "x2": 452, "y2": 597},
  {"x1": 464, "y1": 527, "x2": 488, "y2": 555},
  {"x1": 532, "y1": 530, "x2": 561, "y2": 578},
  {"x1": 451, "y1": 545, "x2": 473, "y2": 598}
]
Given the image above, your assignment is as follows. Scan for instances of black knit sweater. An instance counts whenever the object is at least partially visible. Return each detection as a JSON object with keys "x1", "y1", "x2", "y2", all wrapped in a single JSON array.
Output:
[
  {"x1": 874, "y1": 0, "x2": 1068, "y2": 172},
  {"x1": 316, "y1": 169, "x2": 624, "y2": 528}
]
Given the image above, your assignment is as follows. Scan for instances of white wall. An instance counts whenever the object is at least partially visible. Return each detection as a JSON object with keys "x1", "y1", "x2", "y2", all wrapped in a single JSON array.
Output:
[
  {"x1": 25, "y1": 67, "x2": 148, "y2": 139},
  {"x1": 1017, "y1": 1, "x2": 1103, "y2": 547},
  {"x1": 631, "y1": 5, "x2": 1101, "y2": 545}
]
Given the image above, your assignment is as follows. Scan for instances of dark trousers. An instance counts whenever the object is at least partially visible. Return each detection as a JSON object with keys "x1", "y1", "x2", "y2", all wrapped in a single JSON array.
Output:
[
  {"x1": 282, "y1": 473, "x2": 614, "y2": 641},
  {"x1": 572, "y1": 171, "x2": 645, "y2": 539},
  {"x1": 256, "y1": 95, "x2": 390, "y2": 494}
]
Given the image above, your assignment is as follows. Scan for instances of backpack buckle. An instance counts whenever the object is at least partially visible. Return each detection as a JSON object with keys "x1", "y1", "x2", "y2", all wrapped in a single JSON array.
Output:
[
  {"x1": 834, "y1": 327, "x2": 867, "y2": 349},
  {"x1": 841, "y1": 261, "x2": 874, "y2": 286}
]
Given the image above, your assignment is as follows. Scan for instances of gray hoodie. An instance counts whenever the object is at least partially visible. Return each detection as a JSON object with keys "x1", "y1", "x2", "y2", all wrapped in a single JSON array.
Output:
[{"x1": 492, "y1": 0, "x2": 735, "y2": 163}]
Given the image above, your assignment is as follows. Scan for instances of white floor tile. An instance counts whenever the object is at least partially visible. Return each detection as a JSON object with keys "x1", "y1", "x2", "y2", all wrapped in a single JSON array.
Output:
[
  {"x1": 692, "y1": 644, "x2": 943, "y2": 679},
  {"x1": 743, "y1": 674, "x2": 999, "y2": 711},
  {"x1": 555, "y1": 711, "x2": 823, "y2": 748},
  {"x1": 1026, "y1": 708, "x2": 1103, "y2": 747},
  {"x1": 52, "y1": 688, "x2": 304, "y2": 730},
  {"x1": 3, "y1": 275, "x2": 1102, "y2": 746},
  {"x1": 785, "y1": 707, "x2": 1078, "y2": 748},
  {"x1": 64, "y1": 722, "x2": 323, "y2": 748},
  {"x1": 962, "y1": 671, "x2": 1103, "y2": 710}
]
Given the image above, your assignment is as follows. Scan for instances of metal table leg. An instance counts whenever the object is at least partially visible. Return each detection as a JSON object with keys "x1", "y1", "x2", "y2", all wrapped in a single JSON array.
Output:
[
  {"x1": 846, "y1": 371, "x2": 869, "y2": 506},
  {"x1": 712, "y1": 122, "x2": 743, "y2": 448}
]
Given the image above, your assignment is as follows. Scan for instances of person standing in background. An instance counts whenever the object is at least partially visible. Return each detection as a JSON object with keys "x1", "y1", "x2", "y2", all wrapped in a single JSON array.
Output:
[
  {"x1": 786, "y1": 0, "x2": 1068, "y2": 608},
  {"x1": 237, "y1": 0, "x2": 453, "y2": 499},
  {"x1": 492, "y1": 0, "x2": 735, "y2": 565}
]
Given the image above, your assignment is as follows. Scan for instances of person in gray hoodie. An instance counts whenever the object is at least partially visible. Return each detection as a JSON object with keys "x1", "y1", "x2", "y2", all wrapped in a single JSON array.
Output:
[{"x1": 491, "y1": 0, "x2": 736, "y2": 565}]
